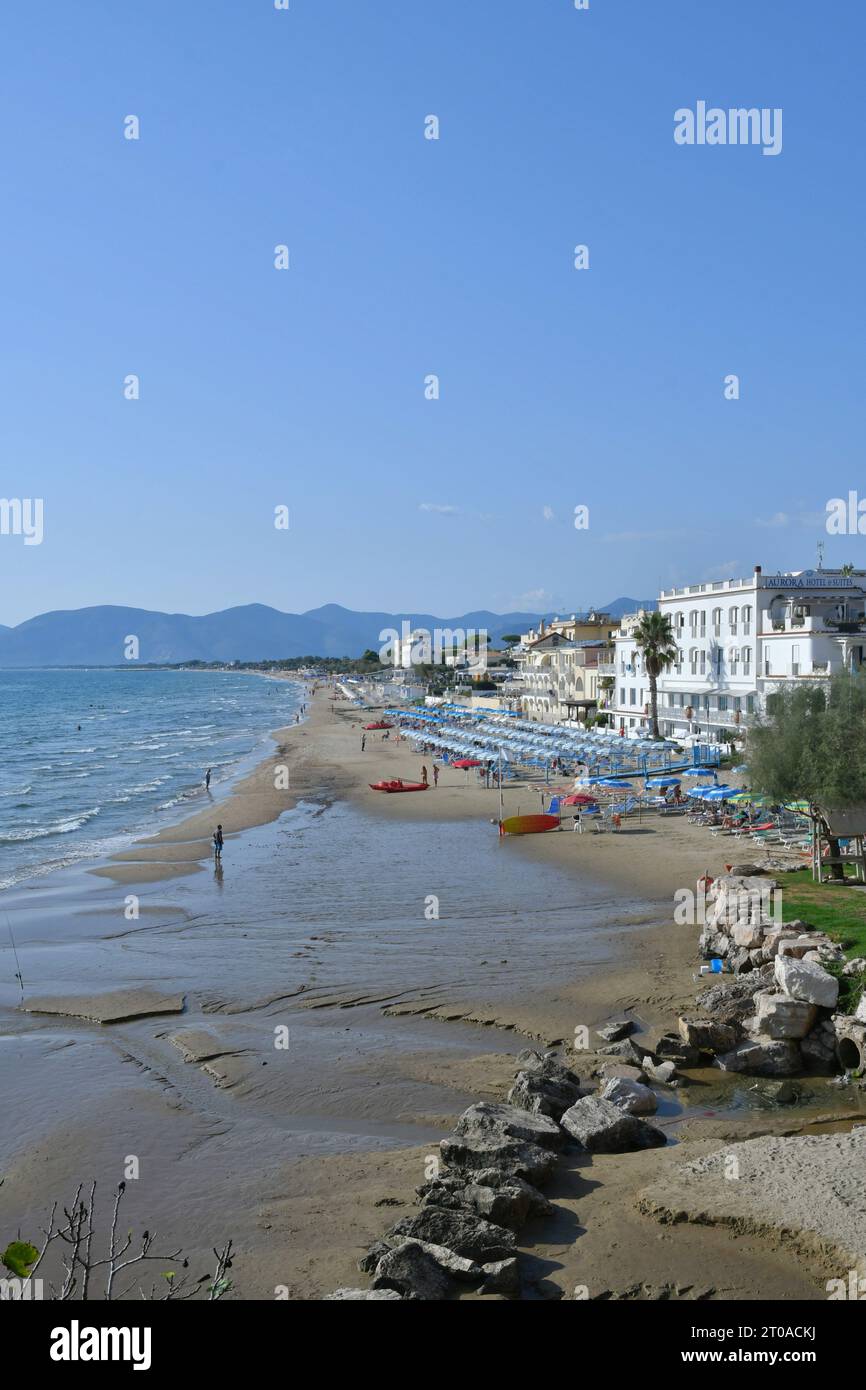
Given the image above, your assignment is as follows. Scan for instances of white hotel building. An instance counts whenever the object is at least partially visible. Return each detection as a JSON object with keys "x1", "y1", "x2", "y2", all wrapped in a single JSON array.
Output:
[{"x1": 608, "y1": 566, "x2": 866, "y2": 742}]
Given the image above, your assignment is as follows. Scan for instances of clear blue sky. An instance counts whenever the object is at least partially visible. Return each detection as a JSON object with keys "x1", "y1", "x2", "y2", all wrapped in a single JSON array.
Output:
[{"x1": 1, "y1": 0, "x2": 863, "y2": 625}]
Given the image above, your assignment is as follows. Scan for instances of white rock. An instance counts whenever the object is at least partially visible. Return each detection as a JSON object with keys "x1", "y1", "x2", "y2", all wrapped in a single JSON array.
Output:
[{"x1": 774, "y1": 955, "x2": 839, "y2": 1009}]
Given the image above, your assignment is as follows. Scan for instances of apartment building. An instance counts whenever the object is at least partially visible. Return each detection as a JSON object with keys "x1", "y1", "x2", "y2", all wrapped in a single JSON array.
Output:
[
  {"x1": 609, "y1": 566, "x2": 866, "y2": 741},
  {"x1": 508, "y1": 628, "x2": 612, "y2": 722}
]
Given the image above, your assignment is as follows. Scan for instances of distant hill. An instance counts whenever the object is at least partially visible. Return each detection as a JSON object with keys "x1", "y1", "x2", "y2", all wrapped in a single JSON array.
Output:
[
  {"x1": 0, "y1": 599, "x2": 656, "y2": 667},
  {"x1": 601, "y1": 597, "x2": 656, "y2": 618}
]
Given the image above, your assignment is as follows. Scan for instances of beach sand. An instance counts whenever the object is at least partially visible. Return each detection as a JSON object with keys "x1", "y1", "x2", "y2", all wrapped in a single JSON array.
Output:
[{"x1": 0, "y1": 683, "x2": 854, "y2": 1300}]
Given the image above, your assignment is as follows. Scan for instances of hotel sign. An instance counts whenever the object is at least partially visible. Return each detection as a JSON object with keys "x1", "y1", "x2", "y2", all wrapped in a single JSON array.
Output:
[{"x1": 761, "y1": 572, "x2": 855, "y2": 589}]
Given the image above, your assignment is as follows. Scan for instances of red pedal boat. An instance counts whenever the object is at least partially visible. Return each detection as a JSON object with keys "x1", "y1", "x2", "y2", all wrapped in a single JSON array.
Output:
[
  {"x1": 369, "y1": 779, "x2": 429, "y2": 793},
  {"x1": 363, "y1": 721, "x2": 393, "y2": 730}
]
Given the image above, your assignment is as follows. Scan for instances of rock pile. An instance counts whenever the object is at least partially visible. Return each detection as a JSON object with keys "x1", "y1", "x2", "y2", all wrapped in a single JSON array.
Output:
[
  {"x1": 691, "y1": 874, "x2": 866, "y2": 1076},
  {"x1": 332, "y1": 1045, "x2": 674, "y2": 1300}
]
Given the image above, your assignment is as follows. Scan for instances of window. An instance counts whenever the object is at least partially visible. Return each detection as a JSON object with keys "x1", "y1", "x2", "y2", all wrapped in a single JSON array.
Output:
[
  {"x1": 699, "y1": 611, "x2": 706, "y2": 635},
  {"x1": 742, "y1": 646, "x2": 752, "y2": 674},
  {"x1": 699, "y1": 651, "x2": 706, "y2": 674},
  {"x1": 629, "y1": 688, "x2": 636, "y2": 705},
  {"x1": 689, "y1": 647, "x2": 698, "y2": 673},
  {"x1": 747, "y1": 695, "x2": 755, "y2": 714},
  {"x1": 620, "y1": 687, "x2": 626, "y2": 705},
  {"x1": 718, "y1": 696, "x2": 728, "y2": 711},
  {"x1": 712, "y1": 607, "x2": 722, "y2": 635},
  {"x1": 741, "y1": 604, "x2": 752, "y2": 635},
  {"x1": 728, "y1": 605, "x2": 738, "y2": 635},
  {"x1": 689, "y1": 610, "x2": 698, "y2": 635}
]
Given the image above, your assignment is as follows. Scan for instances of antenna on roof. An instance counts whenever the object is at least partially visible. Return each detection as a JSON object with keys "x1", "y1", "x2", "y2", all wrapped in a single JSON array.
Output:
[{"x1": 817, "y1": 540, "x2": 824, "y2": 571}]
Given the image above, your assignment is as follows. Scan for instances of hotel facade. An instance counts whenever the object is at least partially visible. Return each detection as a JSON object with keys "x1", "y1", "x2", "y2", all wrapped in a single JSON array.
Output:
[{"x1": 608, "y1": 566, "x2": 866, "y2": 741}]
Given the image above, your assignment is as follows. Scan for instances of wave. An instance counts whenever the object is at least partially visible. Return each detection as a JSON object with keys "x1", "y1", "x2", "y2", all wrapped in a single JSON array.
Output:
[{"x1": 0, "y1": 807, "x2": 101, "y2": 843}]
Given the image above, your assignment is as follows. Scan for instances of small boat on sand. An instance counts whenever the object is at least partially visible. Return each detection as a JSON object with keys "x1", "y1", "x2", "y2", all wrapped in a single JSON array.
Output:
[
  {"x1": 499, "y1": 813, "x2": 559, "y2": 835},
  {"x1": 369, "y1": 779, "x2": 429, "y2": 793},
  {"x1": 364, "y1": 721, "x2": 393, "y2": 730}
]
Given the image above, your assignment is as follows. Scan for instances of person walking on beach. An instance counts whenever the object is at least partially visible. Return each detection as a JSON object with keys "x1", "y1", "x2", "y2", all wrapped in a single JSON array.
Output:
[
  {"x1": 205, "y1": 768, "x2": 212, "y2": 791},
  {"x1": 433, "y1": 764, "x2": 439, "y2": 788},
  {"x1": 421, "y1": 764, "x2": 428, "y2": 786},
  {"x1": 361, "y1": 734, "x2": 366, "y2": 752},
  {"x1": 573, "y1": 810, "x2": 582, "y2": 833}
]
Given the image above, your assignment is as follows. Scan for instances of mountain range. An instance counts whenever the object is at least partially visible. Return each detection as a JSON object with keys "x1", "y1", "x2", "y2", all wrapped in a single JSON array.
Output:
[{"x1": 0, "y1": 599, "x2": 654, "y2": 667}]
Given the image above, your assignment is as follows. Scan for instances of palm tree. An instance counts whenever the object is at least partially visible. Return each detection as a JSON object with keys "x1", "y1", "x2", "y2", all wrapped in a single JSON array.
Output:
[{"x1": 633, "y1": 611, "x2": 678, "y2": 740}]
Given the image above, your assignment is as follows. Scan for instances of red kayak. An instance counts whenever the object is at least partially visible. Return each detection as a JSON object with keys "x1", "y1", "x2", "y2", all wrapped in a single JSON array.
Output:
[
  {"x1": 369, "y1": 780, "x2": 429, "y2": 793},
  {"x1": 364, "y1": 721, "x2": 393, "y2": 730}
]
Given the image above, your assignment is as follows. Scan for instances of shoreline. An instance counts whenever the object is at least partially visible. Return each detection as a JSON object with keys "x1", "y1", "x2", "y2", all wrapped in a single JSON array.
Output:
[{"x1": 2, "y1": 683, "x2": 862, "y2": 1300}]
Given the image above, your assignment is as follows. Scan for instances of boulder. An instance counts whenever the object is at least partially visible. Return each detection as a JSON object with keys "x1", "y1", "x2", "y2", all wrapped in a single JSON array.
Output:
[
  {"x1": 372, "y1": 1241, "x2": 455, "y2": 1300},
  {"x1": 753, "y1": 992, "x2": 816, "y2": 1040},
  {"x1": 479, "y1": 1258, "x2": 520, "y2": 1297},
  {"x1": 508, "y1": 1069, "x2": 582, "y2": 1120},
  {"x1": 453, "y1": 1102, "x2": 563, "y2": 1151},
  {"x1": 654, "y1": 1033, "x2": 701, "y2": 1067},
  {"x1": 516, "y1": 1050, "x2": 581, "y2": 1085},
  {"x1": 856, "y1": 996, "x2": 866, "y2": 1025},
  {"x1": 439, "y1": 1133, "x2": 558, "y2": 1187},
  {"x1": 777, "y1": 935, "x2": 834, "y2": 961},
  {"x1": 714, "y1": 1037, "x2": 801, "y2": 1076},
  {"x1": 560, "y1": 1096, "x2": 666, "y2": 1152},
  {"x1": 678, "y1": 1016, "x2": 739, "y2": 1053},
  {"x1": 697, "y1": 969, "x2": 774, "y2": 1027},
  {"x1": 731, "y1": 921, "x2": 766, "y2": 950},
  {"x1": 641, "y1": 1056, "x2": 678, "y2": 1085},
  {"x1": 385, "y1": 1207, "x2": 514, "y2": 1263},
  {"x1": 842, "y1": 958, "x2": 866, "y2": 977},
  {"x1": 596, "y1": 1020, "x2": 635, "y2": 1044},
  {"x1": 358, "y1": 1240, "x2": 393, "y2": 1274},
  {"x1": 601, "y1": 1077, "x2": 657, "y2": 1115},
  {"x1": 597, "y1": 1038, "x2": 647, "y2": 1065},
  {"x1": 599, "y1": 1062, "x2": 645, "y2": 1082},
  {"x1": 774, "y1": 956, "x2": 839, "y2": 1009},
  {"x1": 418, "y1": 1175, "x2": 552, "y2": 1228}
]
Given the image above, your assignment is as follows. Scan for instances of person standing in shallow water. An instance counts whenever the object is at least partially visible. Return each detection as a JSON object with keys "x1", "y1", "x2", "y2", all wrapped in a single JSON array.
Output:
[
  {"x1": 205, "y1": 768, "x2": 212, "y2": 791},
  {"x1": 213, "y1": 824, "x2": 224, "y2": 859}
]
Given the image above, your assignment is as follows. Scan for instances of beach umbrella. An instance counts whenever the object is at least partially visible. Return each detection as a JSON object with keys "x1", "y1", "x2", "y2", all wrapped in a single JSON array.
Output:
[
  {"x1": 453, "y1": 757, "x2": 483, "y2": 769},
  {"x1": 682, "y1": 767, "x2": 716, "y2": 778},
  {"x1": 644, "y1": 775, "x2": 680, "y2": 788},
  {"x1": 562, "y1": 793, "x2": 597, "y2": 806},
  {"x1": 597, "y1": 777, "x2": 634, "y2": 788}
]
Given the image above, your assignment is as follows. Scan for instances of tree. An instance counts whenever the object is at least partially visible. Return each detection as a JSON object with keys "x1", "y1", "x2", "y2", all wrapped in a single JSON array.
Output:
[
  {"x1": 747, "y1": 671, "x2": 866, "y2": 880},
  {"x1": 500, "y1": 634, "x2": 522, "y2": 646},
  {"x1": 633, "y1": 611, "x2": 678, "y2": 740},
  {"x1": 4, "y1": 1180, "x2": 233, "y2": 1300}
]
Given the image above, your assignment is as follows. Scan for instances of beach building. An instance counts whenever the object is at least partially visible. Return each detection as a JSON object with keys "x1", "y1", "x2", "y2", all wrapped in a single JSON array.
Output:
[
  {"x1": 506, "y1": 626, "x2": 613, "y2": 723},
  {"x1": 608, "y1": 565, "x2": 866, "y2": 741}
]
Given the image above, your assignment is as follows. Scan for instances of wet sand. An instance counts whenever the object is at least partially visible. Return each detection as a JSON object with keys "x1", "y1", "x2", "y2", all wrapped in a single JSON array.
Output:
[{"x1": 0, "y1": 685, "x2": 856, "y2": 1300}]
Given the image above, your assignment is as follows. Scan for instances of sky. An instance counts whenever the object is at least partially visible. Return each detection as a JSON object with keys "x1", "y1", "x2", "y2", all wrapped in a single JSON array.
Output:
[{"x1": 1, "y1": 0, "x2": 864, "y2": 626}]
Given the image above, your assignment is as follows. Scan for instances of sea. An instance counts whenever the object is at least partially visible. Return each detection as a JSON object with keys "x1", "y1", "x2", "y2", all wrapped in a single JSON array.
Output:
[{"x1": 0, "y1": 668, "x2": 300, "y2": 890}]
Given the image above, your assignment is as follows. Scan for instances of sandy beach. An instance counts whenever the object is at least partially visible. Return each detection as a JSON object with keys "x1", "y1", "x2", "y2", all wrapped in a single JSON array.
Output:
[{"x1": 1, "y1": 682, "x2": 861, "y2": 1301}]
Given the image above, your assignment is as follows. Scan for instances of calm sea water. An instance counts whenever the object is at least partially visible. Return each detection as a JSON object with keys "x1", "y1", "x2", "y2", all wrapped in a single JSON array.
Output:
[{"x1": 0, "y1": 669, "x2": 300, "y2": 889}]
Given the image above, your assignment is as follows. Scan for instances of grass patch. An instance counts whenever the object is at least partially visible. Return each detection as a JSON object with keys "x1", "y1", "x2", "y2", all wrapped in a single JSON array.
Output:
[
  {"x1": 777, "y1": 869, "x2": 866, "y2": 1012},
  {"x1": 780, "y1": 868, "x2": 866, "y2": 956}
]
